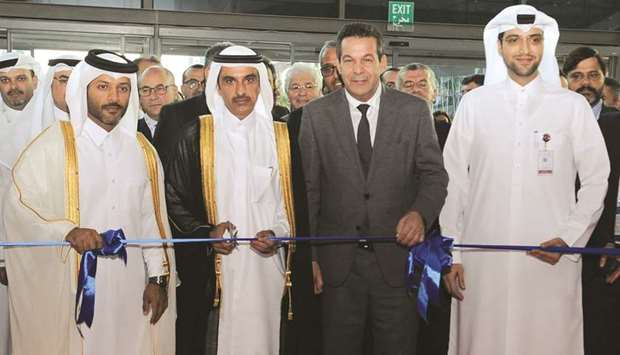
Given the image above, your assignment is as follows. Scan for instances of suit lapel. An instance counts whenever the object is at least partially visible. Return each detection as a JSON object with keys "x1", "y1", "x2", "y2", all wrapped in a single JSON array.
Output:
[
  {"x1": 367, "y1": 88, "x2": 398, "y2": 184},
  {"x1": 330, "y1": 90, "x2": 364, "y2": 180}
]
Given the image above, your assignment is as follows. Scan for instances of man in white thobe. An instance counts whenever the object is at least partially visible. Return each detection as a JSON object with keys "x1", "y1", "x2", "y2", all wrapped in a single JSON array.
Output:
[
  {"x1": 0, "y1": 52, "x2": 43, "y2": 355},
  {"x1": 36, "y1": 55, "x2": 80, "y2": 126},
  {"x1": 440, "y1": 5, "x2": 610, "y2": 355},
  {"x1": 164, "y1": 45, "x2": 290, "y2": 355},
  {"x1": 3, "y1": 49, "x2": 176, "y2": 355}
]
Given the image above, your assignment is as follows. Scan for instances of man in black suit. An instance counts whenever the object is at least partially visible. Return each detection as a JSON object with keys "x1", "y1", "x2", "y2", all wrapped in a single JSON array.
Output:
[
  {"x1": 153, "y1": 41, "x2": 233, "y2": 160},
  {"x1": 300, "y1": 23, "x2": 448, "y2": 354},
  {"x1": 564, "y1": 46, "x2": 620, "y2": 355},
  {"x1": 137, "y1": 65, "x2": 177, "y2": 142}
]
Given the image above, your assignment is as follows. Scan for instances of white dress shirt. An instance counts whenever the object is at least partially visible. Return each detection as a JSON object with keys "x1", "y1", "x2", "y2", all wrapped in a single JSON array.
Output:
[{"x1": 344, "y1": 85, "x2": 382, "y2": 146}]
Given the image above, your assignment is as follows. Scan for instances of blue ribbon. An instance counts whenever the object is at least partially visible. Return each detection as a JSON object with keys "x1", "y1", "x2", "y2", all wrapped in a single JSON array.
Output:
[
  {"x1": 75, "y1": 229, "x2": 127, "y2": 328},
  {"x1": 407, "y1": 231, "x2": 454, "y2": 322}
]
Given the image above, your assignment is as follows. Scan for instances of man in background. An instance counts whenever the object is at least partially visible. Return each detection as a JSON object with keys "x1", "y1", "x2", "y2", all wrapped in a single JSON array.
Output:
[
  {"x1": 180, "y1": 63, "x2": 205, "y2": 99},
  {"x1": 137, "y1": 65, "x2": 178, "y2": 142}
]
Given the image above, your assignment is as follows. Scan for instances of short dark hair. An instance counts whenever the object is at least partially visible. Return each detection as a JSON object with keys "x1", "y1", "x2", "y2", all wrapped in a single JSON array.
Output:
[
  {"x1": 204, "y1": 41, "x2": 235, "y2": 66},
  {"x1": 380, "y1": 67, "x2": 400, "y2": 82},
  {"x1": 605, "y1": 77, "x2": 620, "y2": 97},
  {"x1": 563, "y1": 47, "x2": 607, "y2": 75},
  {"x1": 182, "y1": 63, "x2": 205, "y2": 82},
  {"x1": 461, "y1": 74, "x2": 485, "y2": 86},
  {"x1": 319, "y1": 40, "x2": 337, "y2": 64},
  {"x1": 336, "y1": 22, "x2": 384, "y2": 60},
  {"x1": 133, "y1": 55, "x2": 160, "y2": 66}
]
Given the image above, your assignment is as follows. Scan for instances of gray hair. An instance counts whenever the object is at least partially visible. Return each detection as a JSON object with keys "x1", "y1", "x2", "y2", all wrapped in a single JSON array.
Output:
[
  {"x1": 139, "y1": 65, "x2": 175, "y2": 86},
  {"x1": 282, "y1": 63, "x2": 322, "y2": 92},
  {"x1": 397, "y1": 63, "x2": 438, "y2": 93},
  {"x1": 319, "y1": 40, "x2": 337, "y2": 64}
]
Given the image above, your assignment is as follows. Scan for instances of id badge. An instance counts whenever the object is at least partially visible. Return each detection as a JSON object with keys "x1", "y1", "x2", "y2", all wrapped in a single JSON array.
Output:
[{"x1": 537, "y1": 150, "x2": 553, "y2": 175}]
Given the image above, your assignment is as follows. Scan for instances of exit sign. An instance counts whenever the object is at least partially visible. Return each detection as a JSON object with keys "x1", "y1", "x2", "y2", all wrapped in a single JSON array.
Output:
[{"x1": 388, "y1": 1, "x2": 415, "y2": 32}]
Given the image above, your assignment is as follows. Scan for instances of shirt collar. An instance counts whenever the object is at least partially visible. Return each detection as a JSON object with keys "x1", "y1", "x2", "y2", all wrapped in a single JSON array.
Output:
[
  {"x1": 592, "y1": 99, "x2": 603, "y2": 120},
  {"x1": 83, "y1": 117, "x2": 111, "y2": 147},
  {"x1": 143, "y1": 113, "x2": 158, "y2": 128},
  {"x1": 506, "y1": 73, "x2": 542, "y2": 94},
  {"x1": 345, "y1": 84, "x2": 382, "y2": 112}
]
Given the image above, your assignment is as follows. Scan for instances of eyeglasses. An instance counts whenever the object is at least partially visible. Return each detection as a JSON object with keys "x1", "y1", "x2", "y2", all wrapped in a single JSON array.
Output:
[
  {"x1": 567, "y1": 71, "x2": 603, "y2": 83},
  {"x1": 402, "y1": 80, "x2": 429, "y2": 90},
  {"x1": 139, "y1": 84, "x2": 176, "y2": 97},
  {"x1": 182, "y1": 79, "x2": 205, "y2": 90},
  {"x1": 320, "y1": 64, "x2": 336, "y2": 77},
  {"x1": 288, "y1": 83, "x2": 317, "y2": 92},
  {"x1": 53, "y1": 76, "x2": 70, "y2": 85}
]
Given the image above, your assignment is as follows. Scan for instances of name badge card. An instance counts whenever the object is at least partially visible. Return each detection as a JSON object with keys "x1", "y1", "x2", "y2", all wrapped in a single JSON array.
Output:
[{"x1": 537, "y1": 132, "x2": 553, "y2": 175}]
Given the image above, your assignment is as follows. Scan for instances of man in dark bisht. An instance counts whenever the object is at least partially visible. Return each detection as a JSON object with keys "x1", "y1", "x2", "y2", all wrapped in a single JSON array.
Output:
[
  {"x1": 164, "y1": 45, "x2": 301, "y2": 355},
  {"x1": 153, "y1": 41, "x2": 233, "y2": 161}
]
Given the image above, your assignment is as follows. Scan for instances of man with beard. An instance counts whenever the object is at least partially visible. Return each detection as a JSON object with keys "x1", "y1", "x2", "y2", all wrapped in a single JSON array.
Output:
[
  {"x1": 164, "y1": 45, "x2": 294, "y2": 355},
  {"x1": 318, "y1": 40, "x2": 343, "y2": 94},
  {"x1": 441, "y1": 6, "x2": 609, "y2": 355},
  {"x1": 2, "y1": 49, "x2": 176, "y2": 355},
  {"x1": 564, "y1": 46, "x2": 620, "y2": 355},
  {"x1": 0, "y1": 52, "x2": 42, "y2": 355}
]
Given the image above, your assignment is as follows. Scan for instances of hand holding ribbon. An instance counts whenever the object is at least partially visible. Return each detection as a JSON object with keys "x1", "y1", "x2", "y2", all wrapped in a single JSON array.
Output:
[
  {"x1": 75, "y1": 229, "x2": 127, "y2": 329},
  {"x1": 407, "y1": 230, "x2": 453, "y2": 322}
]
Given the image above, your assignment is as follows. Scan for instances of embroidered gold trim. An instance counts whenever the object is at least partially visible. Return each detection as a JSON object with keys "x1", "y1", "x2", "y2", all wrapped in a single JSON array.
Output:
[
  {"x1": 199, "y1": 115, "x2": 222, "y2": 307},
  {"x1": 137, "y1": 133, "x2": 171, "y2": 275},
  {"x1": 59, "y1": 121, "x2": 82, "y2": 296},
  {"x1": 273, "y1": 121, "x2": 296, "y2": 320}
]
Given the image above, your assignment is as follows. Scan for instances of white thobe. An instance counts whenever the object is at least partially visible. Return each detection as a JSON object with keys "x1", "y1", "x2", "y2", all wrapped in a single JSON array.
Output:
[
  {"x1": 3, "y1": 120, "x2": 176, "y2": 355},
  {"x1": 215, "y1": 111, "x2": 289, "y2": 355},
  {"x1": 0, "y1": 98, "x2": 41, "y2": 355},
  {"x1": 440, "y1": 76, "x2": 610, "y2": 355}
]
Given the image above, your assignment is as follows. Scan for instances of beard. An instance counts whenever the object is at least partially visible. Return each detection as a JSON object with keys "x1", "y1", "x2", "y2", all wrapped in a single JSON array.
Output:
[
  {"x1": 505, "y1": 57, "x2": 541, "y2": 79},
  {"x1": 576, "y1": 85, "x2": 603, "y2": 106},
  {"x1": 1, "y1": 88, "x2": 31, "y2": 110},
  {"x1": 87, "y1": 96, "x2": 128, "y2": 129}
]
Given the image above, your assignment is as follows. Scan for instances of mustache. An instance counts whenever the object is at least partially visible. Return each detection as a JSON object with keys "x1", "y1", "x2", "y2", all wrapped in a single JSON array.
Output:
[
  {"x1": 232, "y1": 95, "x2": 251, "y2": 103},
  {"x1": 102, "y1": 103, "x2": 123, "y2": 110},
  {"x1": 576, "y1": 85, "x2": 599, "y2": 95},
  {"x1": 7, "y1": 89, "x2": 24, "y2": 96}
]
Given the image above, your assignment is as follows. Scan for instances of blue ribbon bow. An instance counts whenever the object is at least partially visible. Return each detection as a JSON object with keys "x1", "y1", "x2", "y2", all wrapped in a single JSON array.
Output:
[
  {"x1": 407, "y1": 230, "x2": 454, "y2": 322},
  {"x1": 75, "y1": 229, "x2": 127, "y2": 328}
]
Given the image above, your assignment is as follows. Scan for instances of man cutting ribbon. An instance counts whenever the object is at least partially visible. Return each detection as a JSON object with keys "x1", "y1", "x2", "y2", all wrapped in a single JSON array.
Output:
[
  {"x1": 440, "y1": 5, "x2": 610, "y2": 355},
  {"x1": 2, "y1": 49, "x2": 176, "y2": 355}
]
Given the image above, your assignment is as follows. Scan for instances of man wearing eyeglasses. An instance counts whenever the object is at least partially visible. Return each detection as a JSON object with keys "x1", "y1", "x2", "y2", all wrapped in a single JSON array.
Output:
[
  {"x1": 319, "y1": 40, "x2": 343, "y2": 94},
  {"x1": 397, "y1": 63, "x2": 438, "y2": 104},
  {"x1": 180, "y1": 64, "x2": 205, "y2": 100},
  {"x1": 137, "y1": 65, "x2": 178, "y2": 142},
  {"x1": 564, "y1": 46, "x2": 620, "y2": 355}
]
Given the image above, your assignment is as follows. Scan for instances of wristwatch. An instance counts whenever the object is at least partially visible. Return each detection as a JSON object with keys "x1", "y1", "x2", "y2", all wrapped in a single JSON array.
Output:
[{"x1": 149, "y1": 275, "x2": 169, "y2": 289}]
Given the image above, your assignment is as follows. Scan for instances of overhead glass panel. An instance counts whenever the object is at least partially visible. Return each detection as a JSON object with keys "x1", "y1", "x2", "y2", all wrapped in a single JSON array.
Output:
[
  {"x1": 29, "y1": 0, "x2": 140, "y2": 8},
  {"x1": 346, "y1": 0, "x2": 620, "y2": 30},
  {"x1": 154, "y1": 0, "x2": 339, "y2": 18}
]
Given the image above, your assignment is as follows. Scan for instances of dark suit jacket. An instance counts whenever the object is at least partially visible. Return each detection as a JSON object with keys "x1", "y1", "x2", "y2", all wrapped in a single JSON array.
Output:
[
  {"x1": 583, "y1": 106, "x2": 620, "y2": 279},
  {"x1": 137, "y1": 118, "x2": 154, "y2": 143},
  {"x1": 300, "y1": 87, "x2": 448, "y2": 287},
  {"x1": 276, "y1": 108, "x2": 322, "y2": 355},
  {"x1": 153, "y1": 94, "x2": 209, "y2": 162}
]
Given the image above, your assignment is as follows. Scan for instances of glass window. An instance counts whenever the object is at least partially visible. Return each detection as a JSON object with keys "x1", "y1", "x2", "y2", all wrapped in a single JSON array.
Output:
[
  {"x1": 154, "y1": 0, "x2": 339, "y2": 18},
  {"x1": 345, "y1": 0, "x2": 620, "y2": 29},
  {"x1": 29, "y1": 0, "x2": 140, "y2": 8}
]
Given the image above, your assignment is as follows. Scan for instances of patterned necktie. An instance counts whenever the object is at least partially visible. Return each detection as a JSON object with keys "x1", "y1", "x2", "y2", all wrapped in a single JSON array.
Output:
[{"x1": 357, "y1": 103, "x2": 372, "y2": 177}]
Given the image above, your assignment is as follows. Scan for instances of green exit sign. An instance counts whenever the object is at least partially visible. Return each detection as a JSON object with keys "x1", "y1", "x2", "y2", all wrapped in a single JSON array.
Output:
[{"x1": 388, "y1": 1, "x2": 415, "y2": 32}]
